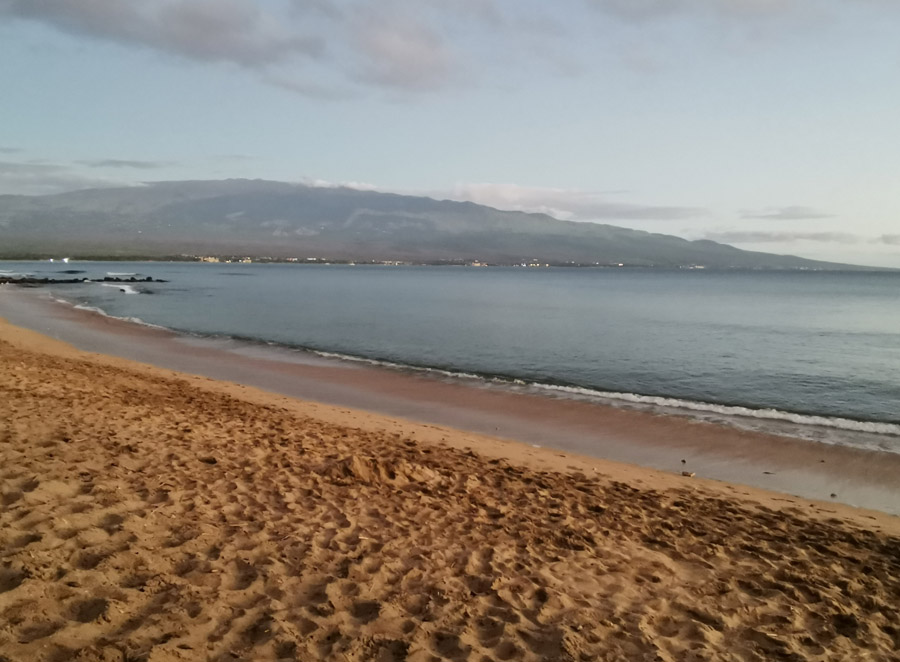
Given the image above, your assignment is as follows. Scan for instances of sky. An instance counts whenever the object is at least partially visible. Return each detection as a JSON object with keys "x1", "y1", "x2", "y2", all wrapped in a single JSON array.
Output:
[{"x1": 1, "y1": 0, "x2": 899, "y2": 267}]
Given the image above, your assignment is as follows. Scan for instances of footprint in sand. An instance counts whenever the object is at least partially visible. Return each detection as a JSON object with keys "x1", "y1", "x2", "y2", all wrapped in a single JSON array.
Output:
[{"x1": 68, "y1": 597, "x2": 109, "y2": 623}]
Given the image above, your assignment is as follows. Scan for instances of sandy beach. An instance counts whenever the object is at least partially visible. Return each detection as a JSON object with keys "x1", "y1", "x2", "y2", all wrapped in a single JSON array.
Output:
[{"x1": 2, "y1": 315, "x2": 900, "y2": 661}]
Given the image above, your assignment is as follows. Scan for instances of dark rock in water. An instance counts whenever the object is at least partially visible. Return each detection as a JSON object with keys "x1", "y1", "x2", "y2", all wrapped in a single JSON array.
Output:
[
  {"x1": 100, "y1": 276, "x2": 167, "y2": 283},
  {"x1": 0, "y1": 275, "x2": 168, "y2": 286},
  {"x1": 0, "y1": 277, "x2": 83, "y2": 285}
]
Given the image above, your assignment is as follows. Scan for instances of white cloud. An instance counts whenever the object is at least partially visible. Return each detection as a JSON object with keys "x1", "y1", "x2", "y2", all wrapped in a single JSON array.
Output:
[
  {"x1": 0, "y1": 161, "x2": 122, "y2": 195},
  {"x1": 588, "y1": 0, "x2": 805, "y2": 23},
  {"x1": 441, "y1": 182, "x2": 706, "y2": 221},
  {"x1": 301, "y1": 177, "x2": 379, "y2": 191},
  {"x1": 264, "y1": 75, "x2": 358, "y2": 101},
  {"x1": 740, "y1": 206, "x2": 834, "y2": 220},
  {"x1": 77, "y1": 159, "x2": 174, "y2": 169},
  {"x1": 702, "y1": 230, "x2": 859, "y2": 243}
]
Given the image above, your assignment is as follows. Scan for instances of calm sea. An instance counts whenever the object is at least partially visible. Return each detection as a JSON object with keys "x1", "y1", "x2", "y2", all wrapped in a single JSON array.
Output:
[{"x1": 5, "y1": 261, "x2": 900, "y2": 453}]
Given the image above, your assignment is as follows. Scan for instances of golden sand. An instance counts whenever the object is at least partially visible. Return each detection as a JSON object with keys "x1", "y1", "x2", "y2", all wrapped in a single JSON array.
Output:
[{"x1": 1, "y1": 318, "x2": 899, "y2": 661}]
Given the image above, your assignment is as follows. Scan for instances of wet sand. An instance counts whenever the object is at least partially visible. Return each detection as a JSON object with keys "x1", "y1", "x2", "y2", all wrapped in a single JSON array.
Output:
[
  {"x1": 2, "y1": 294, "x2": 900, "y2": 660},
  {"x1": 2, "y1": 286, "x2": 900, "y2": 515}
]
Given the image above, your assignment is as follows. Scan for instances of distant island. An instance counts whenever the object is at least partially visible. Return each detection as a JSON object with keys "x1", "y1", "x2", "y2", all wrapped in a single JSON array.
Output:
[{"x1": 0, "y1": 179, "x2": 876, "y2": 270}]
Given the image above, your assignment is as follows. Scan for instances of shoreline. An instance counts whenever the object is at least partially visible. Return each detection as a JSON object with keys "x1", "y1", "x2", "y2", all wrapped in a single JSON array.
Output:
[
  {"x1": 2, "y1": 298, "x2": 900, "y2": 535},
  {"x1": 3, "y1": 284, "x2": 900, "y2": 515},
  {"x1": 4, "y1": 263, "x2": 899, "y2": 445}
]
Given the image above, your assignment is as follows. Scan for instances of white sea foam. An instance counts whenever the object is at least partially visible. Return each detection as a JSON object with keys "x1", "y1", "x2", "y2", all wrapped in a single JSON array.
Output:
[
  {"x1": 106, "y1": 272, "x2": 137, "y2": 277},
  {"x1": 73, "y1": 303, "x2": 108, "y2": 315},
  {"x1": 64, "y1": 301, "x2": 166, "y2": 329},
  {"x1": 531, "y1": 384, "x2": 900, "y2": 436},
  {"x1": 302, "y1": 351, "x2": 900, "y2": 441},
  {"x1": 307, "y1": 349, "x2": 483, "y2": 381}
]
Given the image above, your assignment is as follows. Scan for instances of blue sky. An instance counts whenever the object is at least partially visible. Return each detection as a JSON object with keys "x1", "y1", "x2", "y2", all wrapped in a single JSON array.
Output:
[{"x1": 2, "y1": 0, "x2": 899, "y2": 266}]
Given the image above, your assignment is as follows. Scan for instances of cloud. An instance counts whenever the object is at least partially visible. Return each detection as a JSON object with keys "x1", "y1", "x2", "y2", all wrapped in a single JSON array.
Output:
[
  {"x1": 878, "y1": 234, "x2": 900, "y2": 246},
  {"x1": 588, "y1": 0, "x2": 804, "y2": 23},
  {"x1": 265, "y1": 75, "x2": 358, "y2": 101},
  {"x1": 0, "y1": 161, "x2": 120, "y2": 195},
  {"x1": 288, "y1": 178, "x2": 703, "y2": 222},
  {"x1": 77, "y1": 159, "x2": 173, "y2": 169},
  {"x1": 0, "y1": 147, "x2": 23, "y2": 154},
  {"x1": 702, "y1": 230, "x2": 859, "y2": 243},
  {"x1": 0, "y1": 0, "x2": 322, "y2": 68},
  {"x1": 0, "y1": 0, "x2": 457, "y2": 94},
  {"x1": 0, "y1": 1, "x2": 583, "y2": 96},
  {"x1": 432, "y1": 0, "x2": 505, "y2": 28},
  {"x1": 202, "y1": 177, "x2": 703, "y2": 222},
  {"x1": 443, "y1": 183, "x2": 706, "y2": 221},
  {"x1": 210, "y1": 153, "x2": 256, "y2": 162},
  {"x1": 300, "y1": 177, "x2": 379, "y2": 191},
  {"x1": 740, "y1": 206, "x2": 834, "y2": 220},
  {"x1": 351, "y1": 7, "x2": 452, "y2": 91},
  {"x1": 8, "y1": 0, "x2": 875, "y2": 99}
]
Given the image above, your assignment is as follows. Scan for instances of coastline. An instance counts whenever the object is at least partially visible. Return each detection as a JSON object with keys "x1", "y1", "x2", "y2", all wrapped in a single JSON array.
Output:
[
  {"x1": 3, "y1": 284, "x2": 900, "y2": 515},
  {"x1": 2, "y1": 302, "x2": 900, "y2": 660}
]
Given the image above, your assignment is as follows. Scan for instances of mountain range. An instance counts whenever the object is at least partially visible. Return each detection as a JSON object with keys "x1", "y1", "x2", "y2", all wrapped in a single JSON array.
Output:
[{"x1": 0, "y1": 179, "x2": 864, "y2": 269}]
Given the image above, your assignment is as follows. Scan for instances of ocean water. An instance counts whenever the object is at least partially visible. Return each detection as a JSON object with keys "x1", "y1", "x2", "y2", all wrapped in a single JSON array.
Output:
[{"x1": 5, "y1": 261, "x2": 900, "y2": 453}]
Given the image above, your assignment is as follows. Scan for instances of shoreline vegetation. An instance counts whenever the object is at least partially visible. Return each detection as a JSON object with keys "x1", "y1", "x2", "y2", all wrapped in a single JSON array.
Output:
[{"x1": 1, "y1": 318, "x2": 899, "y2": 661}]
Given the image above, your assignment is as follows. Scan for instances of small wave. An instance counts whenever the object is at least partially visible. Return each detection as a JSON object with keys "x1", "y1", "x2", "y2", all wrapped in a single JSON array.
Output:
[
  {"x1": 106, "y1": 272, "x2": 137, "y2": 277},
  {"x1": 285, "y1": 349, "x2": 900, "y2": 442},
  {"x1": 307, "y1": 349, "x2": 484, "y2": 381},
  {"x1": 64, "y1": 301, "x2": 167, "y2": 329},
  {"x1": 294, "y1": 351, "x2": 900, "y2": 446},
  {"x1": 73, "y1": 303, "x2": 108, "y2": 315},
  {"x1": 99, "y1": 283, "x2": 139, "y2": 294},
  {"x1": 532, "y1": 384, "x2": 900, "y2": 436}
]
